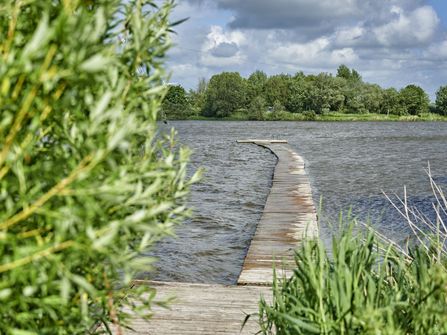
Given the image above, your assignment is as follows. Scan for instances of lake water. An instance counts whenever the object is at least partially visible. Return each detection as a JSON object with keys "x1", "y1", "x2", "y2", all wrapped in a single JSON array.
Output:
[{"x1": 145, "y1": 121, "x2": 447, "y2": 284}]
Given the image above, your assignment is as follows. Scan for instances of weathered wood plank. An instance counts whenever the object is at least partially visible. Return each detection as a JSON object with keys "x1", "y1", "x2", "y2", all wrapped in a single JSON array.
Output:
[
  {"x1": 237, "y1": 142, "x2": 317, "y2": 285},
  {"x1": 236, "y1": 139, "x2": 288, "y2": 143},
  {"x1": 106, "y1": 281, "x2": 271, "y2": 334}
]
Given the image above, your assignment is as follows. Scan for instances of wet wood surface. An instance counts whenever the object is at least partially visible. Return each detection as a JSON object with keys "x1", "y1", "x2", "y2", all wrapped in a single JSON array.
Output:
[
  {"x1": 108, "y1": 281, "x2": 271, "y2": 335},
  {"x1": 107, "y1": 140, "x2": 317, "y2": 334},
  {"x1": 237, "y1": 141, "x2": 318, "y2": 285}
]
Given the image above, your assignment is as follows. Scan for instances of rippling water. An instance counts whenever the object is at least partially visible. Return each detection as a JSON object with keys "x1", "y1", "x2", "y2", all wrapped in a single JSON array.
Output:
[{"x1": 145, "y1": 121, "x2": 447, "y2": 284}]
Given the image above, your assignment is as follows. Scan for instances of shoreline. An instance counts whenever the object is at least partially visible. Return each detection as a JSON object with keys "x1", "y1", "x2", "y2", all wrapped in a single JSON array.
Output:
[{"x1": 165, "y1": 112, "x2": 447, "y2": 122}]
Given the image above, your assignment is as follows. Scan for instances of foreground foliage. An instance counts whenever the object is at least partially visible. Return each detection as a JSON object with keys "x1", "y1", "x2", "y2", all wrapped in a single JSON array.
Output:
[
  {"x1": 260, "y1": 223, "x2": 447, "y2": 334},
  {"x1": 0, "y1": 0, "x2": 196, "y2": 334}
]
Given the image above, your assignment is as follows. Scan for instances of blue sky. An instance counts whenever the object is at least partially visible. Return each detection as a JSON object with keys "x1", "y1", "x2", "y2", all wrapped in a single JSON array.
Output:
[
  {"x1": 166, "y1": 0, "x2": 447, "y2": 100},
  {"x1": 428, "y1": 0, "x2": 447, "y2": 27}
]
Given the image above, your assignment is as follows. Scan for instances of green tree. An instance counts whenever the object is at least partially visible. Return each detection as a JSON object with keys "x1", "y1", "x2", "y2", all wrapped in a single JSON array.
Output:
[
  {"x1": 435, "y1": 85, "x2": 447, "y2": 115},
  {"x1": 381, "y1": 88, "x2": 405, "y2": 115},
  {"x1": 399, "y1": 85, "x2": 430, "y2": 115},
  {"x1": 248, "y1": 96, "x2": 266, "y2": 120},
  {"x1": 351, "y1": 69, "x2": 362, "y2": 82},
  {"x1": 359, "y1": 84, "x2": 384, "y2": 114},
  {"x1": 0, "y1": 1, "x2": 197, "y2": 333},
  {"x1": 305, "y1": 74, "x2": 345, "y2": 114},
  {"x1": 203, "y1": 72, "x2": 247, "y2": 117},
  {"x1": 189, "y1": 77, "x2": 207, "y2": 115},
  {"x1": 162, "y1": 84, "x2": 190, "y2": 119},
  {"x1": 336, "y1": 64, "x2": 351, "y2": 80},
  {"x1": 336, "y1": 64, "x2": 362, "y2": 82},
  {"x1": 246, "y1": 70, "x2": 267, "y2": 103},
  {"x1": 342, "y1": 78, "x2": 383, "y2": 115},
  {"x1": 264, "y1": 74, "x2": 291, "y2": 107},
  {"x1": 285, "y1": 73, "x2": 308, "y2": 113}
]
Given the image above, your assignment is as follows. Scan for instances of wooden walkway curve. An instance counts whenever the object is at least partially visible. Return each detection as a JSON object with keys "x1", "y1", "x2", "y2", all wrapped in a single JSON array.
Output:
[
  {"x1": 109, "y1": 140, "x2": 318, "y2": 334},
  {"x1": 237, "y1": 140, "x2": 318, "y2": 285}
]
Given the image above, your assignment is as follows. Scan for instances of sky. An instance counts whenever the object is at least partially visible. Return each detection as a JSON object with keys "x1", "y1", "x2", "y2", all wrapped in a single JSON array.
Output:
[{"x1": 165, "y1": 0, "x2": 447, "y2": 99}]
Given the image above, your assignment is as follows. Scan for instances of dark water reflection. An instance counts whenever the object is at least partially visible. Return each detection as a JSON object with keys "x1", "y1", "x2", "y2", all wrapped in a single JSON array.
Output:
[{"x1": 145, "y1": 121, "x2": 447, "y2": 284}]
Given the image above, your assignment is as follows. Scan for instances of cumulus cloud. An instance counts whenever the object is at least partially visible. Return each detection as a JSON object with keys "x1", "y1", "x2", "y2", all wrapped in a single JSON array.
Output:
[
  {"x1": 200, "y1": 26, "x2": 246, "y2": 67},
  {"x1": 334, "y1": 26, "x2": 365, "y2": 47},
  {"x1": 269, "y1": 37, "x2": 358, "y2": 67},
  {"x1": 209, "y1": 42, "x2": 239, "y2": 57},
  {"x1": 184, "y1": 0, "x2": 428, "y2": 35},
  {"x1": 169, "y1": 0, "x2": 447, "y2": 98},
  {"x1": 374, "y1": 6, "x2": 439, "y2": 47}
]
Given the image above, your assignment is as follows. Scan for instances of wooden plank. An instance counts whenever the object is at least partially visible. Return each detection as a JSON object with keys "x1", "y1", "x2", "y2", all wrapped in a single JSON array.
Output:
[
  {"x1": 236, "y1": 139, "x2": 288, "y2": 143},
  {"x1": 106, "y1": 281, "x2": 271, "y2": 335},
  {"x1": 237, "y1": 142, "x2": 317, "y2": 285}
]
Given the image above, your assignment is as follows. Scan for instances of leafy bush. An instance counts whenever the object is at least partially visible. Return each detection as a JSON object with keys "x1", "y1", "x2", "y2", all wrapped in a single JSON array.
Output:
[
  {"x1": 227, "y1": 109, "x2": 249, "y2": 120},
  {"x1": 302, "y1": 111, "x2": 316, "y2": 121},
  {"x1": 0, "y1": 1, "x2": 197, "y2": 334}
]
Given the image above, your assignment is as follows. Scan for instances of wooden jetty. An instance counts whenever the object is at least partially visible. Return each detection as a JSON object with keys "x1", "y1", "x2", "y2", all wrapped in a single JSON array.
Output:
[
  {"x1": 109, "y1": 140, "x2": 317, "y2": 334},
  {"x1": 237, "y1": 140, "x2": 318, "y2": 285}
]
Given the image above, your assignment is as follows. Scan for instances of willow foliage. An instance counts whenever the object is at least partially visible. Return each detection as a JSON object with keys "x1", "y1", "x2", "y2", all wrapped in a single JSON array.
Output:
[{"x1": 0, "y1": 1, "x2": 196, "y2": 333}]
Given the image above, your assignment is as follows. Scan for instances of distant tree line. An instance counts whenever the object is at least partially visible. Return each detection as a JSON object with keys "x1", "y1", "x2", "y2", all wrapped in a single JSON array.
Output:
[{"x1": 161, "y1": 65, "x2": 447, "y2": 120}]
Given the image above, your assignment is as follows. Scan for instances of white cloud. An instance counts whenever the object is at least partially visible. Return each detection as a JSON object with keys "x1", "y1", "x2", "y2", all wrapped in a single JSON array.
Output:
[
  {"x1": 331, "y1": 48, "x2": 359, "y2": 64},
  {"x1": 425, "y1": 40, "x2": 447, "y2": 60},
  {"x1": 334, "y1": 26, "x2": 365, "y2": 46},
  {"x1": 269, "y1": 37, "x2": 358, "y2": 67},
  {"x1": 374, "y1": 6, "x2": 439, "y2": 47},
  {"x1": 168, "y1": 0, "x2": 447, "y2": 98},
  {"x1": 203, "y1": 25, "x2": 246, "y2": 48},
  {"x1": 200, "y1": 26, "x2": 247, "y2": 67},
  {"x1": 271, "y1": 37, "x2": 330, "y2": 62}
]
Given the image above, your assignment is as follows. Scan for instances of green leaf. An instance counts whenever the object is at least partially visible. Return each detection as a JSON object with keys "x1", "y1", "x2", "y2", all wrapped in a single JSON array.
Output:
[
  {"x1": 79, "y1": 54, "x2": 111, "y2": 73},
  {"x1": 9, "y1": 329, "x2": 38, "y2": 335},
  {"x1": 71, "y1": 275, "x2": 97, "y2": 296},
  {"x1": 22, "y1": 14, "x2": 50, "y2": 58},
  {"x1": 91, "y1": 91, "x2": 112, "y2": 121},
  {"x1": 0, "y1": 288, "x2": 12, "y2": 300}
]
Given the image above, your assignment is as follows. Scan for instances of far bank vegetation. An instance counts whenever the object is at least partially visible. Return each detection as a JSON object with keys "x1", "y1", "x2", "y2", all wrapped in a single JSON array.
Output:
[{"x1": 161, "y1": 65, "x2": 447, "y2": 121}]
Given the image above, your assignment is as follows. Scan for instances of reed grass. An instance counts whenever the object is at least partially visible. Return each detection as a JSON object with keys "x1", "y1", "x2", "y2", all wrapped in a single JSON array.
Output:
[{"x1": 260, "y1": 172, "x2": 447, "y2": 334}]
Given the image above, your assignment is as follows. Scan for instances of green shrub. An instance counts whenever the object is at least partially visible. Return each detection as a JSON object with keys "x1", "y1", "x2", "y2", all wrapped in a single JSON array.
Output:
[
  {"x1": 0, "y1": 1, "x2": 197, "y2": 334},
  {"x1": 263, "y1": 110, "x2": 300, "y2": 121},
  {"x1": 260, "y1": 220, "x2": 447, "y2": 334},
  {"x1": 248, "y1": 96, "x2": 266, "y2": 120},
  {"x1": 227, "y1": 109, "x2": 249, "y2": 120},
  {"x1": 302, "y1": 110, "x2": 316, "y2": 121},
  {"x1": 435, "y1": 85, "x2": 447, "y2": 115}
]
